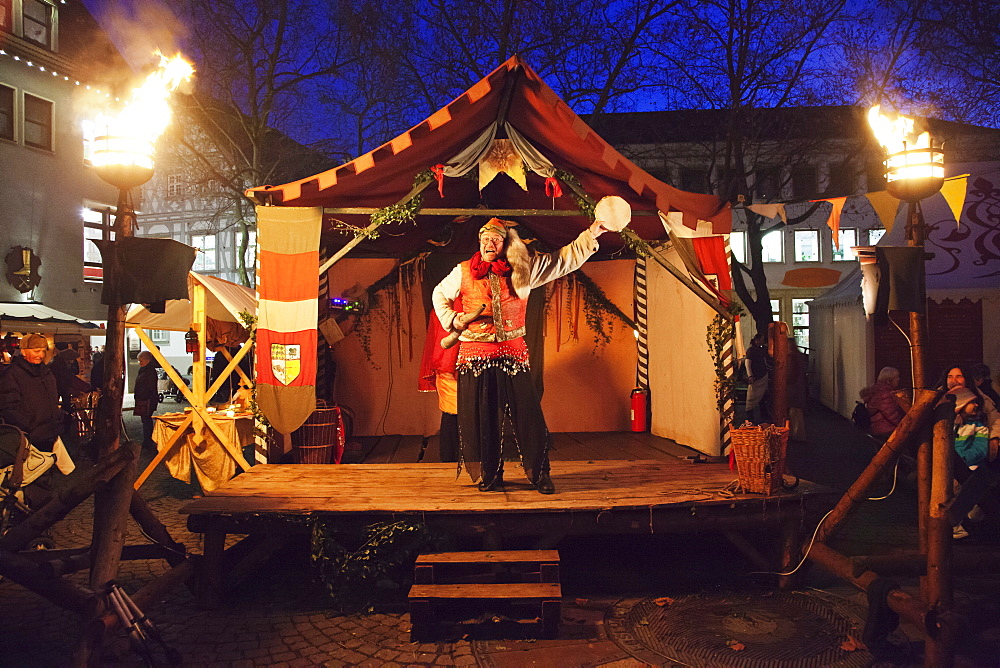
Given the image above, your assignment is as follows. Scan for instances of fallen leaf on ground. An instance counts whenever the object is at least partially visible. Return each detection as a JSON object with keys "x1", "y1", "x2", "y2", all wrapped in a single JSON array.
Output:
[
  {"x1": 653, "y1": 597, "x2": 675, "y2": 606},
  {"x1": 574, "y1": 598, "x2": 589, "y2": 606},
  {"x1": 840, "y1": 635, "x2": 865, "y2": 651},
  {"x1": 726, "y1": 640, "x2": 745, "y2": 651}
]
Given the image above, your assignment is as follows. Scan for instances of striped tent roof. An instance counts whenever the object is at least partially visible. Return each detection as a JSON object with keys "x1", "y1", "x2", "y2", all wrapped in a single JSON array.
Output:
[{"x1": 246, "y1": 57, "x2": 731, "y2": 257}]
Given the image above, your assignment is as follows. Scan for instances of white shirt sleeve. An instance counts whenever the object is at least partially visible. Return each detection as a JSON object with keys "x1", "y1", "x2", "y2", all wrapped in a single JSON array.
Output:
[
  {"x1": 431, "y1": 264, "x2": 463, "y2": 332},
  {"x1": 526, "y1": 228, "x2": 600, "y2": 289}
]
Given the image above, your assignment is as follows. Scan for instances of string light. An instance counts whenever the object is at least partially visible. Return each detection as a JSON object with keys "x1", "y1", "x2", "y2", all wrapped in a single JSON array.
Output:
[{"x1": 0, "y1": 48, "x2": 109, "y2": 96}]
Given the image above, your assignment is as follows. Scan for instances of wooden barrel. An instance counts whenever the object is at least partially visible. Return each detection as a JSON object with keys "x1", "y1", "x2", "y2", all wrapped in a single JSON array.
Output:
[{"x1": 292, "y1": 404, "x2": 345, "y2": 464}]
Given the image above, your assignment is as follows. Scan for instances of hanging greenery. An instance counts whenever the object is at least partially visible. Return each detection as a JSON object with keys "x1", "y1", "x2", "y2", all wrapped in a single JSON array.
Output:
[
  {"x1": 554, "y1": 169, "x2": 595, "y2": 220},
  {"x1": 706, "y1": 302, "x2": 745, "y2": 413},
  {"x1": 573, "y1": 270, "x2": 636, "y2": 346},
  {"x1": 237, "y1": 310, "x2": 270, "y2": 438},
  {"x1": 617, "y1": 227, "x2": 652, "y2": 258},
  {"x1": 310, "y1": 518, "x2": 440, "y2": 613}
]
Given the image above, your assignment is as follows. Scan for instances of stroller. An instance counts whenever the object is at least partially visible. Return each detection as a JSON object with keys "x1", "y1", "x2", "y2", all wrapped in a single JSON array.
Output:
[{"x1": 0, "y1": 424, "x2": 61, "y2": 547}]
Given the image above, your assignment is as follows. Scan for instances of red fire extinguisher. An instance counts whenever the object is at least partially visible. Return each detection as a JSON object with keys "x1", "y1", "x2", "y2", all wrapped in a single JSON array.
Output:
[{"x1": 630, "y1": 387, "x2": 648, "y2": 432}]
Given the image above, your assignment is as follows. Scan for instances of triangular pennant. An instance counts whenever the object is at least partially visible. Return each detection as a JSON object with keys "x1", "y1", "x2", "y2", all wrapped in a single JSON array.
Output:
[
  {"x1": 748, "y1": 203, "x2": 787, "y2": 223},
  {"x1": 863, "y1": 191, "x2": 900, "y2": 236},
  {"x1": 940, "y1": 175, "x2": 969, "y2": 226},
  {"x1": 826, "y1": 197, "x2": 847, "y2": 247}
]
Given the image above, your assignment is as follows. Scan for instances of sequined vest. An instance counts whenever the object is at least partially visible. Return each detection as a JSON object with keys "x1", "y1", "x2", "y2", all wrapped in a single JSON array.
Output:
[{"x1": 458, "y1": 260, "x2": 528, "y2": 342}]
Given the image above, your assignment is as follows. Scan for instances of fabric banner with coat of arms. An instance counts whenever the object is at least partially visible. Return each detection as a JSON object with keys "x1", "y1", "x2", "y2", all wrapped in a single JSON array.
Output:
[{"x1": 255, "y1": 206, "x2": 322, "y2": 434}]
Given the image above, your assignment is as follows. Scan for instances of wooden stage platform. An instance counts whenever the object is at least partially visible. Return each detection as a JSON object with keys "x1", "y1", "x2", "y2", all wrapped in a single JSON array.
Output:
[{"x1": 181, "y1": 433, "x2": 838, "y2": 605}]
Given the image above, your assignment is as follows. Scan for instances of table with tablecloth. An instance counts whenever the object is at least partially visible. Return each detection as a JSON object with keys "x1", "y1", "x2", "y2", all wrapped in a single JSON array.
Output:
[{"x1": 152, "y1": 411, "x2": 253, "y2": 492}]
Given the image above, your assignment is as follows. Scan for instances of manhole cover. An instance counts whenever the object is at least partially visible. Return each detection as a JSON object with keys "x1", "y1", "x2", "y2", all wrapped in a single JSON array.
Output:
[{"x1": 606, "y1": 589, "x2": 876, "y2": 667}]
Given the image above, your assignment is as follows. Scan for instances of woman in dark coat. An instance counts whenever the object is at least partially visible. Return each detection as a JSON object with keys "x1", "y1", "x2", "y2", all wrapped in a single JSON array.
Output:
[
  {"x1": 134, "y1": 350, "x2": 160, "y2": 447},
  {"x1": 0, "y1": 334, "x2": 62, "y2": 450}
]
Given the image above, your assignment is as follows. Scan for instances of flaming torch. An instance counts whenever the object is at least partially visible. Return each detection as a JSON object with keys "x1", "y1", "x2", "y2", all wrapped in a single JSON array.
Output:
[
  {"x1": 83, "y1": 53, "x2": 193, "y2": 599},
  {"x1": 866, "y1": 105, "x2": 943, "y2": 390},
  {"x1": 88, "y1": 51, "x2": 193, "y2": 454}
]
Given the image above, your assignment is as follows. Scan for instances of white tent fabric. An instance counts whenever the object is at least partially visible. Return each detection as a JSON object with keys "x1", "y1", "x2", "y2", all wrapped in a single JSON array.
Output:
[
  {"x1": 126, "y1": 273, "x2": 257, "y2": 331},
  {"x1": 0, "y1": 301, "x2": 104, "y2": 336},
  {"x1": 647, "y1": 245, "x2": 722, "y2": 455},
  {"x1": 810, "y1": 161, "x2": 1000, "y2": 417}
]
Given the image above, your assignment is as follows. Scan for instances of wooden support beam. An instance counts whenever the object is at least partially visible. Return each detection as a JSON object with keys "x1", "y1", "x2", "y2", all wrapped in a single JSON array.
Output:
[
  {"x1": 129, "y1": 492, "x2": 188, "y2": 566},
  {"x1": 769, "y1": 322, "x2": 789, "y2": 429},
  {"x1": 319, "y1": 178, "x2": 433, "y2": 275},
  {"x1": 38, "y1": 544, "x2": 173, "y2": 577},
  {"x1": 926, "y1": 400, "x2": 956, "y2": 667},
  {"x1": 89, "y1": 454, "x2": 138, "y2": 593},
  {"x1": 322, "y1": 206, "x2": 661, "y2": 217},
  {"x1": 0, "y1": 445, "x2": 134, "y2": 553},
  {"x1": 808, "y1": 542, "x2": 931, "y2": 633},
  {"x1": 816, "y1": 388, "x2": 943, "y2": 544},
  {"x1": 0, "y1": 548, "x2": 98, "y2": 616},
  {"x1": 721, "y1": 530, "x2": 771, "y2": 572}
]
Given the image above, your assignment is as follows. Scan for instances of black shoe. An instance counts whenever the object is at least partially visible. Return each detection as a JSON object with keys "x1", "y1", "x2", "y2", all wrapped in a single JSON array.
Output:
[
  {"x1": 535, "y1": 473, "x2": 555, "y2": 494},
  {"x1": 478, "y1": 474, "x2": 504, "y2": 491}
]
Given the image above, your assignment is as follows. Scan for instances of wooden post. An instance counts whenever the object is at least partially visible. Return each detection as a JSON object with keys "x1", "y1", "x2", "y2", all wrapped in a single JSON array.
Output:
[
  {"x1": 815, "y1": 389, "x2": 943, "y2": 544},
  {"x1": 0, "y1": 548, "x2": 98, "y2": 616},
  {"x1": 769, "y1": 322, "x2": 789, "y2": 428},
  {"x1": 925, "y1": 399, "x2": 956, "y2": 667}
]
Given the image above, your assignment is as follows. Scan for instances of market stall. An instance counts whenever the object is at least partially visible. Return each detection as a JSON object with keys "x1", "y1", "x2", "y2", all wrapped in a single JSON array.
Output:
[{"x1": 126, "y1": 272, "x2": 257, "y2": 490}]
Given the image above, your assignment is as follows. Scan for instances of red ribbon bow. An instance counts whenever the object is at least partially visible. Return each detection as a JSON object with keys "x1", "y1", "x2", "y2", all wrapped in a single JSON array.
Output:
[
  {"x1": 545, "y1": 177, "x2": 563, "y2": 198},
  {"x1": 431, "y1": 164, "x2": 446, "y2": 197},
  {"x1": 470, "y1": 253, "x2": 512, "y2": 279}
]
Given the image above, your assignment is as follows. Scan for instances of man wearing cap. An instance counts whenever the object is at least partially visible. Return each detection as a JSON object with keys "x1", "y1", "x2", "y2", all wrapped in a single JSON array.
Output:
[
  {"x1": 432, "y1": 217, "x2": 608, "y2": 493},
  {"x1": 0, "y1": 334, "x2": 62, "y2": 451}
]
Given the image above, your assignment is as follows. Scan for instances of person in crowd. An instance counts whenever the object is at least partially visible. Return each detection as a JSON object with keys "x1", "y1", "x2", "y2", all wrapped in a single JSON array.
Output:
[
  {"x1": 786, "y1": 337, "x2": 809, "y2": 440},
  {"x1": 50, "y1": 347, "x2": 90, "y2": 412},
  {"x1": 942, "y1": 366, "x2": 1000, "y2": 539},
  {"x1": 971, "y1": 363, "x2": 1000, "y2": 408},
  {"x1": 744, "y1": 333, "x2": 771, "y2": 424},
  {"x1": 859, "y1": 366, "x2": 910, "y2": 440},
  {"x1": 0, "y1": 334, "x2": 62, "y2": 450},
  {"x1": 432, "y1": 216, "x2": 608, "y2": 493},
  {"x1": 134, "y1": 350, "x2": 160, "y2": 448}
]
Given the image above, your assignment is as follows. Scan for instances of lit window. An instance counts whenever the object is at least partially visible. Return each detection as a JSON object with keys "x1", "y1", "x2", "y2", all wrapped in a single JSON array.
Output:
[
  {"x1": 83, "y1": 206, "x2": 114, "y2": 282},
  {"x1": 761, "y1": 229, "x2": 784, "y2": 263},
  {"x1": 23, "y1": 93, "x2": 53, "y2": 150},
  {"x1": 0, "y1": 85, "x2": 13, "y2": 141},
  {"x1": 794, "y1": 230, "x2": 820, "y2": 262},
  {"x1": 22, "y1": 0, "x2": 53, "y2": 48},
  {"x1": 771, "y1": 299, "x2": 781, "y2": 322},
  {"x1": 831, "y1": 229, "x2": 858, "y2": 261},
  {"x1": 149, "y1": 330, "x2": 170, "y2": 343},
  {"x1": 243, "y1": 229, "x2": 257, "y2": 269},
  {"x1": 792, "y1": 299, "x2": 810, "y2": 350},
  {"x1": 192, "y1": 234, "x2": 217, "y2": 271},
  {"x1": 729, "y1": 231, "x2": 747, "y2": 264},
  {"x1": 868, "y1": 228, "x2": 886, "y2": 245}
]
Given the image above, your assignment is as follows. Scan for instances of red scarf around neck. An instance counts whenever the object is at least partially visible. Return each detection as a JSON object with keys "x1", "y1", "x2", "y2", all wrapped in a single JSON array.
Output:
[{"x1": 470, "y1": 252, "x2": 512, "y2": 279}]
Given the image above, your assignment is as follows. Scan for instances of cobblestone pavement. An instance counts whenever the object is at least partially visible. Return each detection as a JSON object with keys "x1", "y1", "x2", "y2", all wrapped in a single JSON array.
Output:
[{"x1": 2, "y1": 402, "x2": 998, "y2": 666}]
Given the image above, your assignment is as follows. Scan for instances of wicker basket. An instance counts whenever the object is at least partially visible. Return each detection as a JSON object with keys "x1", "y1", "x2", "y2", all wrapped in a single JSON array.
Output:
[
  {"x1": 292, "y1": 404, "x2": 345, "y2": 464},
  {"x1": 730, "y1": 422, "x2": 790, "y2": 495}
]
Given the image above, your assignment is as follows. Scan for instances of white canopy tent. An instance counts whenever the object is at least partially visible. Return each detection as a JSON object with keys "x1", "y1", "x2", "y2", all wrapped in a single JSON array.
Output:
[{"x1": 0, "y1": 301, "x2": 104, "y2": 336}]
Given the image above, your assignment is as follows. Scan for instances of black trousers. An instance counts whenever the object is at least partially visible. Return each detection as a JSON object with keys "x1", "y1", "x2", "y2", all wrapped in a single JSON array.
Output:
[{"x1": 457, "y1": 366, "x2": 550, "y2": 484}]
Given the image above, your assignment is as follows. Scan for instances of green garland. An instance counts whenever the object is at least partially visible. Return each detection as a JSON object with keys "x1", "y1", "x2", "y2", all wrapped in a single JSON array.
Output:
[
  {"x1": 310, "y1": 518, "x2": 439, "y2": 613},
  {"x1": 554, "y1": 169, "x2": 595, "y2": 220},
  {"x1": 706, "y1": 302, "x2": 745, "y2": 413},
  {"x1": 571, "y1": 270, "x2": 636, "y2": 346},
  {"x1": 236, "y1": 310, "x2": 271, "y2": 437}
]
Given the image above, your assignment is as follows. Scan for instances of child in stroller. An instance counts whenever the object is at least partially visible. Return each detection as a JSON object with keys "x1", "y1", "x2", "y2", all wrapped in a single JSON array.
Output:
[{"x1": 0, "y1": 423, "x2": 72, "y2": 547}]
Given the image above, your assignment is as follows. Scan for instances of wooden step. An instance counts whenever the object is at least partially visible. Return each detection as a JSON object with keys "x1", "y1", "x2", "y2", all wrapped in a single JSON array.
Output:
[
  {"x1": 416, "y1": 550, "x2": 559, "y2": 565},
  {"x1": 408, "y1": 582, "x2": 561, "y2": 600}
]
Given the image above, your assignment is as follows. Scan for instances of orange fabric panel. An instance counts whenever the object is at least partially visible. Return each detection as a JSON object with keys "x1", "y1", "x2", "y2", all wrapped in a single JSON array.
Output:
[{"x1": 258, "y1": 250, "x2": 320, "y2": 301}]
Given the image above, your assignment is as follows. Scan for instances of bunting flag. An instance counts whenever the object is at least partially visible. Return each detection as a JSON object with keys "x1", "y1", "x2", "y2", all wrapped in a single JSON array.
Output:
[
  {"x1": 863, "y1": 191, "x2": 901, "y2": 235},
  {"x1": 747, "y1": 203, "x2": 787, "y2": 223},
  {"x1": 255, "y1": 206, "x2": 322, "y2": 434},
  {"x1": 825, "y1": 197, "x2": 847, "y2": 247},
  {"x1": 940, "y1": 175, "x2": 969, "y2": 226}
]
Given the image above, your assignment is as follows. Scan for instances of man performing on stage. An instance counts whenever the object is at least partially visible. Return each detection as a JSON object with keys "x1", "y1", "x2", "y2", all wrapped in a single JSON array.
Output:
[{"x1": 432, "y1": 217, "x2": 608, "y2": 494}]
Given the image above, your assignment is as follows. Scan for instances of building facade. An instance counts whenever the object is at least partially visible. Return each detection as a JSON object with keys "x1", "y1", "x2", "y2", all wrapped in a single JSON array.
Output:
[{"x1": 1, "y1": 0, "x2": 131, "y2": 323}]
